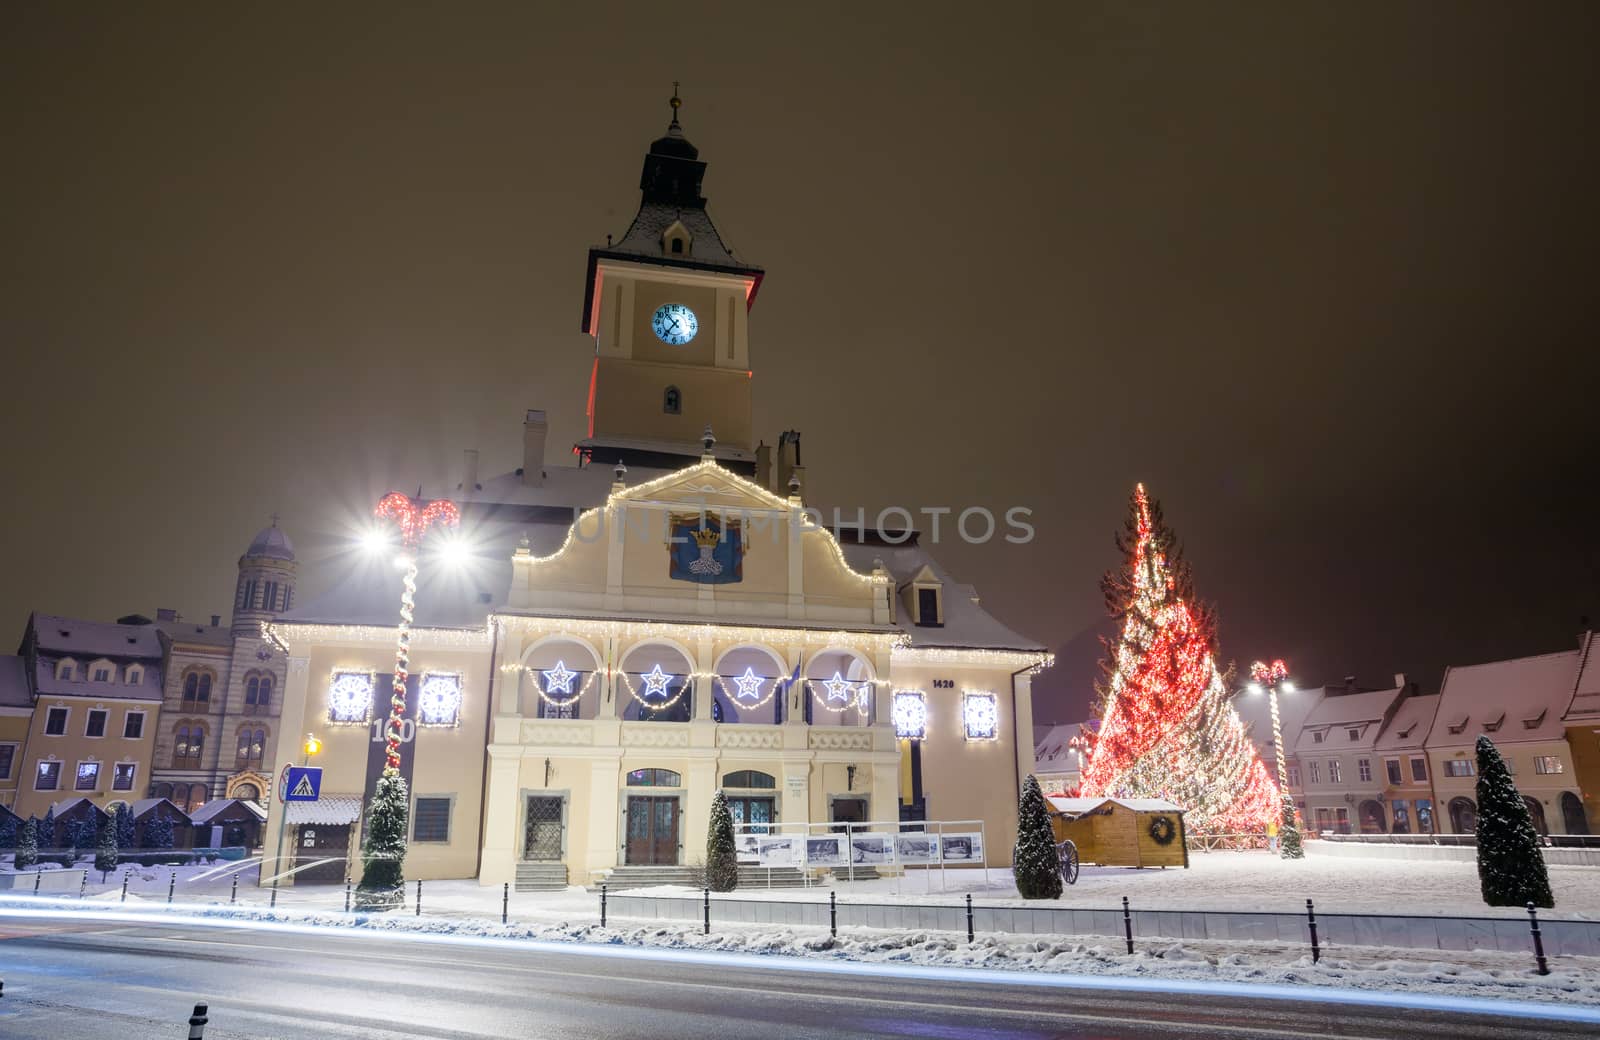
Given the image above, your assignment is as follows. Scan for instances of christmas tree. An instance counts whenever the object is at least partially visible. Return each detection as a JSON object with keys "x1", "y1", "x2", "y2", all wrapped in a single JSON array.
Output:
[
  {"x1": 40, "y1": 806, "x2": 56, "y2": 856},
  {"x1": 143, "y1": 812, "x2": 175, "y2": 851},
  {"x1": 0, "y1": 812, "x2": 15, "y2": 850},
  {"x1": 1013, "y1": 775, "x2": 1063, "y2": 900},
  {"x1": 115, "y1": 803, "x2": 136, "y2": 850},
  {"x1": 96, "y1": 819, "x2": 119, "y2": 881},
  {"x1": 16, "y1": 817, "x2": 39, "y2": 870},
  {"x1": 1475, "y1": 736, "x2": 1553, "y2": 908},
  {"x1": 1079, "y1": 484, "x2": 1280, "y2": 833},
  {"x1": 705, "y1": 791, "x2": 739, "y2": 892},
  {"x1": 356, "y1": 771, "x2": 409, "y2": 911}
]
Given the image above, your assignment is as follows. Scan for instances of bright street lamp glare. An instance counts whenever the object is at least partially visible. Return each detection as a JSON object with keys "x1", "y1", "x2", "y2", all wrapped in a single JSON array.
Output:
[
  {"x1": 1281, "y1": 680, "x2": 1296, "y2": 693},
  {"x1": 439, "y1": 534, "x2": 472, "y2": 567},
  {"x1": 360, "y1": 528, "x2": 390, "y2": 555},
  {"x1": 1248, "y1": 683, "x2": 1264, "y2": 696}
]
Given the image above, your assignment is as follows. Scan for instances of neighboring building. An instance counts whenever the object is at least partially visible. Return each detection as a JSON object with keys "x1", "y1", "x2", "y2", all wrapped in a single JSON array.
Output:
[
  {"x1": 0, "y1": 655, "x2": 31, "y2": 810},
  {"x1": 1292, "y1": 678, "x2": 1409, "y2": 835},
  {"x1": 1033, "y1": 721, "x2": 1096, "y2": 796},
  {"x1": 12, "y1": 614, "x2": 163, "y2": 819},
  {"x1": 1559, "y1": 629, "x2": 1599, "y2": 835},
  {"x1": 260, "y1": 98, "x2": 1051, "y2": 888},
  {"x1": 1427, "y1": 643, "x2": 1584, "y2": 836},
  {"x1": 1371, "y1": 691, "x2": 1441, "y2": 834},
  {"x1": 149, "y1": 524, "x2": 293, "y2": 813}
]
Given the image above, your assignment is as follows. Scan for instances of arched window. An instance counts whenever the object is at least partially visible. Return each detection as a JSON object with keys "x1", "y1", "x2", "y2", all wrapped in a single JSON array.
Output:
[
  {"x1": 669, "y1": 237, "x2": 684, "y2": 255},
  {"x1": 1523, "y1": 795, "x2": 1549, "y2": 836},
  {"x1": 197, "y1": 673, "x2": 212, "y2": 703},
  {"x1": 183, "y1": 673, "x2": 198, "y2": 702},
  {"x1": 1448, "y1": 796, "x2": 1477, "y2": 834},
  {"x1": 257, "y1": 675, "x2": 272, "y2": 709},
  {"x1": 663, "y1": 386, "x2": 682, "y2": 415},
  {"x1": 248, "y1": 728, "x2": 265, "y2": 763},
  {"x1": 235, "y1": 782, "x2": 261, "y2": 804},
  {"x1": 626, "y1": 768, "x2": 682, "y2": 787},
  {"x1": 722, "y1": 770, "x2": 776, "y2": 790}
]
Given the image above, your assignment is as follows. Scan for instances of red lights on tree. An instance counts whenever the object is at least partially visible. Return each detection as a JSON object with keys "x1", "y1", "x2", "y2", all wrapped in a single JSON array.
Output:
[{"x1": 1079, "y1": 484, "x2": 1281, "y2": 834}]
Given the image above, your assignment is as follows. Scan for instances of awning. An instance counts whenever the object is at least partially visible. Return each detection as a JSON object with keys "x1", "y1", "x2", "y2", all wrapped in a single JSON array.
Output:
[{"x1": 285, "y1": 796, "x2": 363, "y2": 826}]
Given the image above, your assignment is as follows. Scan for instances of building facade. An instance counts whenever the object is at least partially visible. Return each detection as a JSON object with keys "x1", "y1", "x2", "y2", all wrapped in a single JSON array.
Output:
[
  {"x1": 1562, "y1": 630, "x2": 1600, "y2": 834},
  {"x1": 1293, "y1": 680, "x2": 1408, "y2": 835},
  {"x1": 259, "y1": 102, "x2": 1049, "y2": 887}
]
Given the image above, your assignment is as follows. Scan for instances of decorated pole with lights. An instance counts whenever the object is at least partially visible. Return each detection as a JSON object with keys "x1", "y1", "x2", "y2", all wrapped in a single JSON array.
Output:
[
  {"x1": 356, "y1": 491, "x2": 461, "y2": 909},
  {"x1": 1249, "y1": 658, "x2": 1304, "y2": 860}
]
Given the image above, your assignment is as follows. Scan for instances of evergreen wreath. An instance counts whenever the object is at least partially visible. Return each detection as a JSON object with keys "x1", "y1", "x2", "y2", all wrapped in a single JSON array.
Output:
[{"x1": 1148, "y1": 815, "x2": 1177, "y2": 846}]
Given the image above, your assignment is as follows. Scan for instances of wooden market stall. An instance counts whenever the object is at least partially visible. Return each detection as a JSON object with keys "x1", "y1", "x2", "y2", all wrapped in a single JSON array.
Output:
[{"x1": 1045, "y1": 796, "x2": 1189, "y2": 869}]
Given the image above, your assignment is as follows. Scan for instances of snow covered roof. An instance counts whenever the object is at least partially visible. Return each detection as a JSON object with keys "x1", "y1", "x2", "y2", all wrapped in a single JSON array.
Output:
[
  {"x1": 1046, "y1": 796, "x2": 1184, "y2": 815},
  {"x1": 1293, "y1": 686, "x2": 1404, "y2": 753},
  {"x1": 607, "y1": 202, "x2": 753, "y2": 271},
  {"x1": 48, "y1": 796, "x2": 106, "y2": 819},
  {"x1": 26, "y1": 613, "x2": 163, "y2": 659},
  {"x1": 1428, "y1": 646, "x2": 1581, "y2": 747},
  {"x1": 838, "y1": 542, "x2": 1045, "y2": 653},
  {"x1": 459, "y1": 463, "x2": 672, "y2": 511},
  {"x1": 1034, "y1": 722, "x2": 1095, "y2": 772},
  {"x1": 285, "y1": 795, "x2": 363, "y2": 825},
  {"x1": 1234, "y1": 684, "x2": 1321, "y2": 758},
  {"x1": 1374, "y1": 694, "x2": 1441, "y2": 751},
  {"x1": 0, "y1": 654, "x2": 30, "y2": 708},
  {"x1": 189, "y1": 798, "x2": 267, "y2": 826},
  {"x1": 244, "y1": 523, "x2": 296, "y2": 562},
  {"x1": 157, "y1": 618, "x2": 233, "y2": 649},
  {"x1": 575, "y1": 435, "x2": 755, "y2": 465},
  {"x1": 1563, "y1": 630, "x2": 1600, "y2": 722},
  {"x1": 131, "y1": 798, "x2": 188, "y2": 819}
]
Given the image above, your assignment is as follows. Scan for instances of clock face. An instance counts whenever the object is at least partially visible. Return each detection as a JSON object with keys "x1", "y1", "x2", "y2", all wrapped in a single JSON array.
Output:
[{"x1": 651, "y1": 303, "x2": 699, "y2": 345}]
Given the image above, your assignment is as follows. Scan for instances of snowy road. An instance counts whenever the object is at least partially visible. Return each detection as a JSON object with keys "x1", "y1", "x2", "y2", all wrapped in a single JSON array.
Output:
[{"x1": 1, "y1": 913, "x2": 1595, "y2": 1039}]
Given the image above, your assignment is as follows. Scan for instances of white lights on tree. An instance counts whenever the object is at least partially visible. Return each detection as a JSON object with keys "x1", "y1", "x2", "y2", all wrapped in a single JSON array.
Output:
[
  {"x1": 962, "y1": 692, "x2": 999, "y2": 741},
  {"x1": 640, "y1": 664, "x2": 675, "y2": 699},
  {"x1": 731, "y1": 666, "x2": 765, "y2": 702},
  {"x1": 541, "y1": 660, "x2": 577, "y2": 696},
  {"x1": 329, "y1": 670, "x2": 376, "y2": 724},
  {"x1": 418, "y1": 672, "x2": 463, "y2": 727},
  {"x1": 892, "y1": 691, "x2": 928, "y2": 740}
]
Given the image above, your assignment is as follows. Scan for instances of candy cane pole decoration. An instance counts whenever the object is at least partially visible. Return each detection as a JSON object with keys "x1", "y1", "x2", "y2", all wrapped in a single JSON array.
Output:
[{"x1": 374, "y1": 492, "x2": 460, "y2": 774}]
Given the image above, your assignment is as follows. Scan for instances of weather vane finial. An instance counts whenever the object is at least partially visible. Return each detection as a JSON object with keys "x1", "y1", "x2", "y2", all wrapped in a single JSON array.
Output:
[{"x1": 669, "y1": 81, "x2": 682, "y2": 129}]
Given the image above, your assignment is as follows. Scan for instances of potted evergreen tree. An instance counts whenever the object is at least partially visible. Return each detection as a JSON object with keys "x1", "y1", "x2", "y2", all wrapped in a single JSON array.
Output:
[
  {"x1": 1013, "y1": 775, "x2": 1063, "y2": 900},
  {"x1": 705, "y1": 791, "x2": 739, "y2": 892},
  {"x1": 1475, "y1": 735, "x2": 1554, "y2": 908}
]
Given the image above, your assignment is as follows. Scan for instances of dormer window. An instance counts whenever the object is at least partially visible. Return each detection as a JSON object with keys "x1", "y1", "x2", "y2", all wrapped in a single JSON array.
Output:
[
  {"x1": 1482, "y1": 711, "x2": 1505, "y2": 733},
  {"x1": 1346, "y1": 726, "x2": 1362, "y2": 741},
  {"x1": 1446, "y1": 715, "x2": 1469, "y2": 735},
  {"x1": 56, "y1": 658, "x2": 77, "y2": 682},
  {"x1": 90, "y1": 659, "x2": 115, "y2": 683},
  {"x1": 663, "y1": 385, "x2": 682, "y2": 415},
  {"x1": 126, "y1": 665, "x2": 144, "y2": 686},
  {"x1": 660, "y1": 219, "x2": 692, "y2": 257},
  {"x1": 1522, "y1": 708, "x2": 1547, "y2": 729}
]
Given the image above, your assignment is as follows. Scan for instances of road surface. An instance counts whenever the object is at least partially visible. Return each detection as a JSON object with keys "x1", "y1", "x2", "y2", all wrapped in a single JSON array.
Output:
[{"x1": 0, "y1": 912, "x2": 1593, "y2": 1039}]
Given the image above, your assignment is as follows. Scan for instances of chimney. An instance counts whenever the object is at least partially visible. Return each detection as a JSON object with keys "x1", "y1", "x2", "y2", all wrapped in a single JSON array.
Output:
[
  {"x1": 1393, "y1": 672, "x2": 1407, "y2": 690},
  {"x1": 462, "y1": 449, "x2": 481, "y2": 495},
  {"x1": 755, "y1": 441, "x2": 773, "y2": 492},
  {"x1": 1344, "y1": 675, "x2": 1357, "y2": 692},
  {"x1": 156, "y1": 608, "x2": 178, "y2": 622},
  {"x1": 522, "y1": 410, "x2": 547, "y2": 487},
  {"x1": 210, "y1": 614, "x2": 221, "y2": 627}
]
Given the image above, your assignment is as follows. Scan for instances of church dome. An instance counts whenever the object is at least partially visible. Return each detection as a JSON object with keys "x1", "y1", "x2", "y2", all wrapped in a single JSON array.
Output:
[{"x1": 244, "y1": 523, "x2": 295, "y2": 562}]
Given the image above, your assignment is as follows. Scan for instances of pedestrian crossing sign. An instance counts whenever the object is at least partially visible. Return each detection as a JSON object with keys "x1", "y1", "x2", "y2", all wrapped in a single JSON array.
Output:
[{"x1": 281, "y1": 765, "x2": 323, "y2": 803}]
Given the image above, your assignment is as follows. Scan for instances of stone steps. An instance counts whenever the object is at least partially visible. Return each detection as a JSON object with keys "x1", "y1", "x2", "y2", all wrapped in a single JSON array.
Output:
[
  {"x1": 515, "y1": 862, "x2": 569, "y2": 892},
  {"x1": 830, "y1": 866, "x2": 881, "y2": 882},
  {"x1": 599, "y1": 866, "x2": 702, "y2": 891},
  {"x1": 735, "y1": 865, "x2": 811, "y2": 889}
]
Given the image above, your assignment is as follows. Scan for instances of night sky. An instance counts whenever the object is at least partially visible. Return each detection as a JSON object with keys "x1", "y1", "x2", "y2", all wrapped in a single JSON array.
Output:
[{"x1": 3, "y1": 5, "x2": 1596, "y2": 724}]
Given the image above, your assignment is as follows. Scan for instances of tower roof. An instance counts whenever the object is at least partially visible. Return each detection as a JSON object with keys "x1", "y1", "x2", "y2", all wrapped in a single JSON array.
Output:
[
  {"x1": 582, "y1": 89, "x2": 763, "y2": 334},
  {"x1": 243, "y1": 520, "x2": 295, "y2": 562}
]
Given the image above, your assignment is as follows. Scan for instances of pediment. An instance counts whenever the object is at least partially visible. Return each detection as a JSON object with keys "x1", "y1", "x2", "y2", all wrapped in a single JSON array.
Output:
[{"x1": 614, "y1": 459, "x2": 794, "y2": 513}]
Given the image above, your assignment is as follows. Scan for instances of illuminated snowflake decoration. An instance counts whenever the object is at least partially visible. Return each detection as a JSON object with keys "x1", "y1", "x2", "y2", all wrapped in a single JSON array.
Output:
[
  {"x1": 418, "y1": 672, "x2": 464, "y2": 727},
  {"x1": 821, "y1": 671, "x2": 858, "y2": 705},
  {"x1": 640, "y1": 664, "x2": 674, "y2": 699},
  {"x1": 732, "y1": 667, "x2": 765, "y2": 702},
  {"x1": 962, "y1": 692, "x2": 999, "y2": 741},
  {"x1": 892, "y1": 691, "x2": 928, "y2": 740},
  {"x1": 541, "y1": 660, "x2": 577, "y2": 696},
  {"x1": 328, "y1": 671, "x2": 375, "y2": 723}
]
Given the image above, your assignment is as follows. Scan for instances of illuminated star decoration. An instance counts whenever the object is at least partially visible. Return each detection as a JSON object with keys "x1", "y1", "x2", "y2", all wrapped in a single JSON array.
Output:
[
  {"x1": 640, "y1": 664, "x2": 674, "y2": 699},
  {"x1": 732, "y1": 667, "x2": 765, "y2": 702},
  {"x1": 418, "y1": 673, "x2": 463, "y2": 726},
  {"x1": 822, "y1": 671, "x2": 856, "y2": 705},
  {"x1": 542, "y1": 660, "x2": 577, "y2": 696}
]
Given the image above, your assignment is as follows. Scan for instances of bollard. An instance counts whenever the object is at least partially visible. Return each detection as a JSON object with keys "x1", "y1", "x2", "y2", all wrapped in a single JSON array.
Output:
[
  {"x1": 416, "y1": 879, "x2": 422, "y2": 917},
  {"x1": 188, "y1": 1000, "x2": 208, "y2": 1039},
  {"x1": 502, "y1": 881, "x2": 509, "y2": 925},
  {"x1": 121, "y1": 871, "x2": 129, "y2": 903},
  {"x1": 168, "y1": 870, "x2": 177, "y2": 905},
  {"x1": 1306, "y1": 898, "x2": 1321, "y2": 964},
  {"x1": 344, "y1": 882, "x2": 352, "y2": 914},
  {"x1": 829, "y1": 890, "x2": 837, "y2": 938},
  {"x1": 703, "y1": 888, "x2": 711, "y2": 936},
  {"x1": 1, "y1": 978, "x2": 5, "y2": 999},
  {"x1": 80, "y1": 870, "x2": 88, "y2": 898},
  {"x1": 1121, "y1": 896, "x2": 1134, "y2": 955},
  {"x1": 1527, "y1": 902, "x2": 1551, "y2": 976},
  {"x1": 231, "y1": 875, "x2": 238, "y2": 905},
  {"x1": 33, "y1": 872, "x2": 41, "y2": 896},
  {"x1": 966, "y1": 893, "x2": 975, "y2": 944},
  {"x1": 600, "y1": 884, "x2": 607, "y2": 929},
  {"x1": 270, "y1": 882, "x2": 278, "y2": 909}
]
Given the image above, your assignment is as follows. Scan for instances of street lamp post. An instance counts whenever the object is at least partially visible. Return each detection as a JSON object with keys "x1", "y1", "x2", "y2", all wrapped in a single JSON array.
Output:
[
  {"x1": 1248, "y1": 659, "x2": 1304, "y2": 860},
  {"x1": 355, "y1": 491, "x2": 461, "y2": 908}
]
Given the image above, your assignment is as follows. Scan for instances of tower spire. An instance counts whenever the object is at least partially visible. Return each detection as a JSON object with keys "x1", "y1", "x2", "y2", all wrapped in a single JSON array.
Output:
[{"x1": 668, "y1": 81, "x2": 682, "y2": 134}]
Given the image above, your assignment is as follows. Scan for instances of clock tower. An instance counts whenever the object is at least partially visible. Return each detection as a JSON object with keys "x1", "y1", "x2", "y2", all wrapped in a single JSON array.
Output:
[{"x1": 578, "y1": 89, "x2": 764, "y2": 476}]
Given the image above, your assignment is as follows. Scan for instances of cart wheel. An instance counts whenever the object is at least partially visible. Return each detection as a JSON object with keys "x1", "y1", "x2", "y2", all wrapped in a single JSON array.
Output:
[{"x1": 1056, "y1": 839, "x2": 1080, "y2": 885}]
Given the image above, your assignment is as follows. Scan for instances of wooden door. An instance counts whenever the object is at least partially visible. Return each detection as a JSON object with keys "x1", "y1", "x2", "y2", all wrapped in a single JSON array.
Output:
[
  {"x1": 294, "y1": 824, "x2": 350, "y2": 884},
  {"x1": 625, "y1": 796, "x2": 679, "y2": 865}
]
